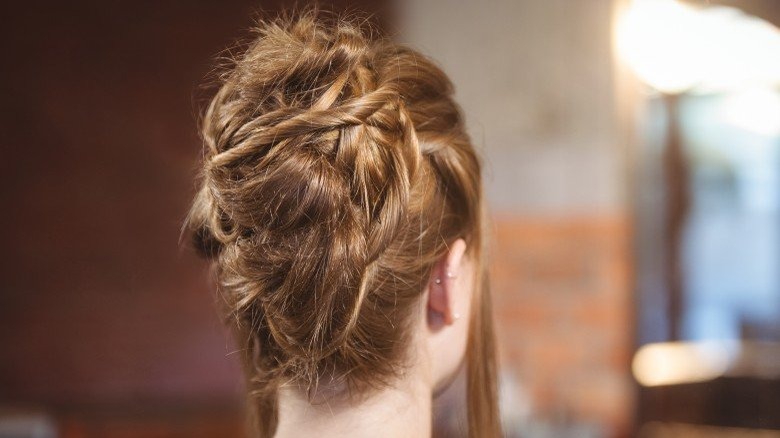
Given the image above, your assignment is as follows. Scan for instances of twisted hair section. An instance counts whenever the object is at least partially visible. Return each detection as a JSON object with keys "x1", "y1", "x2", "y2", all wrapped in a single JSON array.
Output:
[{"x1": 185, "y1": 10, "x2": 499, "y2": 437}]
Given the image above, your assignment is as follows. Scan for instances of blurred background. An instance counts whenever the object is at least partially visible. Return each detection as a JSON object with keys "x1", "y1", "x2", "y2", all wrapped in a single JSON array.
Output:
[{"x1": 1, "y1": 0, "x2": 779, "y2": 437}]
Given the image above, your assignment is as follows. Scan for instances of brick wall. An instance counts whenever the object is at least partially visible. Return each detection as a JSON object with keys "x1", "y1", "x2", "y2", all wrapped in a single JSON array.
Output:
[{"x1": 491, "y1": 216, "x2": 634, "y2": 437}]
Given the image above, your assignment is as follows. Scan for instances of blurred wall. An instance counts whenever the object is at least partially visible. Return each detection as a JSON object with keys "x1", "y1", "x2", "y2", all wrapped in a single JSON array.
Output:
[
  {"x1": 401, "y1": 1, "x2": 634, "y2": 436},
  {"x1": 0, "y1": 0, "x2": 255, "y2": 406}
]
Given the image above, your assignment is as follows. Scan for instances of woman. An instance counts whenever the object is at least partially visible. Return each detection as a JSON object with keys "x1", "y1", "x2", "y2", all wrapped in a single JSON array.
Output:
[{"x1": 186, "y1": 10, "x2": 501, "y2": 437}]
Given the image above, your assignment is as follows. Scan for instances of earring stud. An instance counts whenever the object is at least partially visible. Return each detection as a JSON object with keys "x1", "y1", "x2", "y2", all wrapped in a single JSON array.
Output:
[{"x1": 434, "y1": 278, "x2": 442, "y2": 285}]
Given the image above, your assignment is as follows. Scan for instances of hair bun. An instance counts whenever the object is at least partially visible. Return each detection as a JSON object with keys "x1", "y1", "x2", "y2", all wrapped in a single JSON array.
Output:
[
  {"x1": 189, "y1": 11, "x2": 426, "y2": 373},
  {"x1": 185, "y1": 11, "x2": 498, "y2": 436}
]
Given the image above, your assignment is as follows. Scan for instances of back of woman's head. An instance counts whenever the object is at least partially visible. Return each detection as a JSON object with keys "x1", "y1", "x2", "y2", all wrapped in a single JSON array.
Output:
[{"x1": 186, "y1": 10, "x2": 499, "y2": 437}]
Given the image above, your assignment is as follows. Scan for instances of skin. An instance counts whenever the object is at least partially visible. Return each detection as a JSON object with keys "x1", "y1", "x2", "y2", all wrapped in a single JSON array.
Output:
[{"x1": 274, "y1": 238, "x2": 474, "y2": 437}]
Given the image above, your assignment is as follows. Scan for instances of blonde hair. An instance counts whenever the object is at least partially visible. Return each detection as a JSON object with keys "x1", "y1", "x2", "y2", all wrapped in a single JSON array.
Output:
[{"x1": 186, "y1": 10, "x2": 500, "y2": 437}]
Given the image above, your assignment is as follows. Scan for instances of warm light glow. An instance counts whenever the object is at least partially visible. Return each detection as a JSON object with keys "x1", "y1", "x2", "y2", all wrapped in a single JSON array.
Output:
[
  {"x1": 616, "y1": 0, "x2": 702, "y2": 93},
  {"x1": 720, "y1": 88, "x2": 780, "y2": 137},
  {"x1": 632, "y1": 341, "x2": 739, "y2": 386},
  {"x1": 696, "y1": 9, "x2": 780, "y2": 92},
  {"x1": 616, "y1": 0, "x2": 780, "y2": 94}
]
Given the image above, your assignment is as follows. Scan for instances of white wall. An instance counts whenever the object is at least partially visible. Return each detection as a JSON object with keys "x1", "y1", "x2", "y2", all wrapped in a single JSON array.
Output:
[{"x1": 398, "y1": 0, "x2": 625, "y2": 216}]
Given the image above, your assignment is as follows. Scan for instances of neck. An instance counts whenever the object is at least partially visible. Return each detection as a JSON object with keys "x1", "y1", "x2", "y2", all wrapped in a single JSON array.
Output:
[{"x1": 274, "y1": 374, "x2": 432, "y2": 438}]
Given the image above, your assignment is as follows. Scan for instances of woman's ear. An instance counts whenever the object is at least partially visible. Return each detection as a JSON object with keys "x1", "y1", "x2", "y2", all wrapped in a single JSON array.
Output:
[{"x1": 427, "y1": 238, "x2": 468, "y2": 328}]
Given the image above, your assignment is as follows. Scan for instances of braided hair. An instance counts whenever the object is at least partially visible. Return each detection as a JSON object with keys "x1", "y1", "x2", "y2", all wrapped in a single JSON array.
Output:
[{"x1": 185, "y1": 10, "x2": 499, "y2": 437}]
